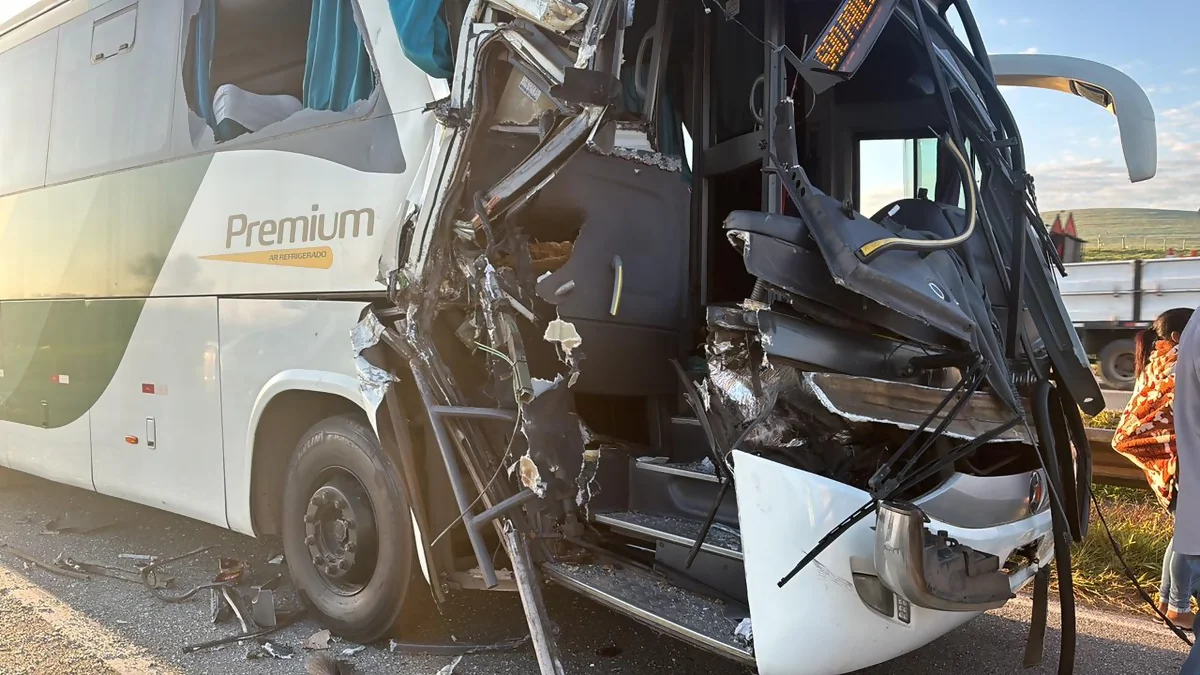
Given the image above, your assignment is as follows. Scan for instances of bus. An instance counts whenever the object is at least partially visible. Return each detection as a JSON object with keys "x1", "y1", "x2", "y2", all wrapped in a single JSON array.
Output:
[{"x1": 0, "y1": 0, "x2": 1156, "y2": 672}]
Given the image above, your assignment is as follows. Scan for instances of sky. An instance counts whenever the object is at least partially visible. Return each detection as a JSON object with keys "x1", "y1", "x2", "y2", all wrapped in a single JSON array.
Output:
[
  {"x1": 968, "y1": 0, "x2": 1200, "y2": 212},
  {"x1": 2, "y1": 0, "x2": 1197, "y2": 212}
]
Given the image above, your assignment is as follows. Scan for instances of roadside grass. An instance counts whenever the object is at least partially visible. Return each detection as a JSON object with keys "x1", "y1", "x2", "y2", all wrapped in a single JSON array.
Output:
[
  {"x1": 1060, "y1": 409, "x2": 1173, "y2": 615},
  {"x1": 1065, "y1": 485, "x2": 1172, "y2": 614}
]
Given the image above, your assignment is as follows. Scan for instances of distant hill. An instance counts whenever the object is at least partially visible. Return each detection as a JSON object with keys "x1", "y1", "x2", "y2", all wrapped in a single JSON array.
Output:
[{"x1": 1040, "y1": 208, "x2": 1200, "y2": 240}]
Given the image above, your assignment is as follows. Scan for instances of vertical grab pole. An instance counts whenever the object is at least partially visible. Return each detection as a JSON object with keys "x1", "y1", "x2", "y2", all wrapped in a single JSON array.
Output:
[
  {"x1": 762, "y1": 0, "x2": 784, "y2": 214},
  {"x1": 410, "y1": 371, "x2": 499, "y2": 589}
]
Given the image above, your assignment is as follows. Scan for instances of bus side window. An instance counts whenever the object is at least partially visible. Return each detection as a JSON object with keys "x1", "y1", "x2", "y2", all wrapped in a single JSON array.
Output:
[{"x1": 182, "y1": 0, "x2": 380, "y2": 146}]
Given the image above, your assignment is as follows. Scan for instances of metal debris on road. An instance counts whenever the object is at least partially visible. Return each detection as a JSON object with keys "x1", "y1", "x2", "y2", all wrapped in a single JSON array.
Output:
[
  {"x1": 117, "y1": 553, "x2": 159, "y2": 567},
  {"x1": 251, "y1": 588, "x2": 277, "y2": 628},
  {"x1": 387, "y1": 635, "x2": 530, "y2": 656},
  {"x1": 1, "y1": 543, "x2": 90, "y2": 581},
  {"x1": 140, "y1": 546, "x2": 230, "y2": 603},
  {"x1": 303, "y1": 629, "x2": 333, "y2": 650},
  {"x1": 246, "y1": 640, "x2": 295, "y2": 660},
  {"x1": 214, "y1": 557, "x2": 248, "y2": 584},
  {"x1": 181, "y1": 611, "x2": 304, "y2": 654},
  {"x1": 210, "y1": 588, "x2": 231, "y2": 624},
  {"x1": 54, "y1": 553, "x2": 171, "y2": 587},
  {"x1": 341, "y1": 645, "x2": 367, "y2": 657},
  {"x1": 267, "y1": 554, "x2": 285, "y2": 565},
  {"x1": 436, "y1": 656, "x2": 463, "y2": 675}
]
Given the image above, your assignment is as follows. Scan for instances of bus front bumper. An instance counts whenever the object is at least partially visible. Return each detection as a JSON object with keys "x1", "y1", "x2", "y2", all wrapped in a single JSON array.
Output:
[{"x1": 734, "y1": 450, "x2": 1054, "y2": 675}]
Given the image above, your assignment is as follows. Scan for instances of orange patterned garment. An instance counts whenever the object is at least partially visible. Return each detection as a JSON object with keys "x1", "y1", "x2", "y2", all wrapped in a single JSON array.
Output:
[{"x1": 1112, "y1": 340, "x2": 1179, "y2": 510}]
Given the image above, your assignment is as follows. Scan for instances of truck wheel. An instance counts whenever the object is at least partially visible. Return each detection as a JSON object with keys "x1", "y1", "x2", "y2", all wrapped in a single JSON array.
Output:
[
  {"x1": 281, "y1": 414, "x2": 415, "y2": 642},
  {"x1": 1098, "y1": 339, "x2": 1136, "y2": 391}
]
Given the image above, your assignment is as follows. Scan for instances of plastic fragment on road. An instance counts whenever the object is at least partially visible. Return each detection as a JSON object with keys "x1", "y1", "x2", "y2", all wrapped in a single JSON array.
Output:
[
  {"x1": 303, "y1": 629, "x2": 333, "y2": 650},
  {"x1": 246, "y1": 640, "x2": 294, "y2": 660}
]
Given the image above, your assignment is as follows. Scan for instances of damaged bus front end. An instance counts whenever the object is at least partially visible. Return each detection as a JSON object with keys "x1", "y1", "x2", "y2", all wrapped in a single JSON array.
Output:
[{"x1": 359, "y1": 0, "x2": 1157, "y2": 672}]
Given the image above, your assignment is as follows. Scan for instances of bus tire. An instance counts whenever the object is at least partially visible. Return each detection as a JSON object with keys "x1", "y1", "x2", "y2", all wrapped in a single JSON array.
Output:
[
  {"x1": 281, "y1": 414, "x2": 415, "y2": 643},
  {"x1": 1098, "y1": 338, "x2": 1136, "y2": 391}
]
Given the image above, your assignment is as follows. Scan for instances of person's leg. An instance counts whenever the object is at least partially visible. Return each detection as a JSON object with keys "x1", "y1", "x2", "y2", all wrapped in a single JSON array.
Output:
[
  {"x1": 1171, "y1": 549, "x2": 1198, "y2": 629},
  {"x1": 1167, "y1": 537, "x2": 1179, "y2": 613}
]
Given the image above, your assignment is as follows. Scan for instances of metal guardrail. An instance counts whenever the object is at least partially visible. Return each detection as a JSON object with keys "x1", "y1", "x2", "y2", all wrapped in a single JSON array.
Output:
[{"x1": 1086, "y1": 427, "x2": 1147, "y2": 489}]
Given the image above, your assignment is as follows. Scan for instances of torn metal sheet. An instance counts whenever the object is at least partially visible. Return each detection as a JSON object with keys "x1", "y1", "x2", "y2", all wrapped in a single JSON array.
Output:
[
  {"x1": 543, "y1": 317, "x2": 584, "y2": 386},
  {"x1": 543, "y1": 318, "x2": 582, "y2": 355},
  {"x1": 351, "y1": 312, "x2": 398, "y2": 410},
  {"x1": 603, "y1": 146, "x2": 683, "y2": 172},
  {"x1": 519, "y1": 375, "x2": 587, "y2": 499},
  {"x1": 490, "y1": 0, "x2": 588, "y2": 34},
  {"x1": 804, "y1": 372, "x2": 1033, "y2": 445}
]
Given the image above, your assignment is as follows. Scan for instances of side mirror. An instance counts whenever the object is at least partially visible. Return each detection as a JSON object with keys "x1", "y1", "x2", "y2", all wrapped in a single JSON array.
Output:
[{"x1": 989, "y1": 53, "x2": 1157, "y2": 183}]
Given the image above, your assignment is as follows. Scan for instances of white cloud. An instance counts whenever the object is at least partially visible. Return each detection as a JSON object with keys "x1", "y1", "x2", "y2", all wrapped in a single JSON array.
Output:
[
  {"x1": 1029, "y1": 100, "x2": 1200, "y2": 211},
  {"x1": 1020, "y1": 47, "x2": 1039, "y2": 55},
  {"x1": 1019, "y1": 17, "x2": 1033, "y2": 25},
  {"x1": 1184, "y1": 67, "x2": 1200, "y2": 76},
  {"x1": 997, "y1": 17, "x2": 1009, "y2": 26}
]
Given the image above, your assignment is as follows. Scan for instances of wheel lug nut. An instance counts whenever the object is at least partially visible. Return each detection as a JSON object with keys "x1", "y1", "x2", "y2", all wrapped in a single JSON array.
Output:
[
  {"x1": 344, "y1": 520, "x2": 355, "y2": 530},
  {"x1": 304, "y1": 514, "x2": 317, "y2": 524},
  {"x1": 337, "y1": 560, "x2": 349, "y2": 571},
  {"x1": 304, "y1": 535, "x2": 316, "y2": 546},
  {"x1": 312, "y1": 556, "x2": 322, "y2": 567},
  {"x1": 344, "y1": 542, "x2": 355, "y2": 553},
  {"x1": 324, "y1": 564, "x2": 338, "y2": 575}
]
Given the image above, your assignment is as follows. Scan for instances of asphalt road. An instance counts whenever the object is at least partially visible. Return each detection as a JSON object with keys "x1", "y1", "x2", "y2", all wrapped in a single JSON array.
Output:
[{"x1": 0, "y1": 473, "x2": 1188, "y2": 675}]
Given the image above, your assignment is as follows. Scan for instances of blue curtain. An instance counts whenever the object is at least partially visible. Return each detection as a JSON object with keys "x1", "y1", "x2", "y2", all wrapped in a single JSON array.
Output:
[
  {"x1": 304, "y1": 0, "x2": 375, "y2": 112},
  {"x1": 194, "y1": 0, "x2": 217, "y2": 127},
  {"x1": 388, "y1": 0, "x2": 453, "y2": 80}
]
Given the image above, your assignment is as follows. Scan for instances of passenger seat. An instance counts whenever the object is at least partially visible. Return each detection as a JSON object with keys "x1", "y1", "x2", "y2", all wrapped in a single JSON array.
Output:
[{"x1": 212, "y1": 83, "x2": 304, "y2": 141}]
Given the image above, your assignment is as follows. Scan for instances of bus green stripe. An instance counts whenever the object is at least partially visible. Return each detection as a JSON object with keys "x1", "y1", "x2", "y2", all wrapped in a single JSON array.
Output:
[{"x1": 0, "y1": 156, "x2": 213, "y2": 428}]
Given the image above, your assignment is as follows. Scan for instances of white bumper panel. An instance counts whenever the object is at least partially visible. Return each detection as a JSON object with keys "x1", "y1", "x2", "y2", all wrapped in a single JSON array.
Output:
[{"x1": 735, "y1": 450, "x2": 1053, "y2": 674}]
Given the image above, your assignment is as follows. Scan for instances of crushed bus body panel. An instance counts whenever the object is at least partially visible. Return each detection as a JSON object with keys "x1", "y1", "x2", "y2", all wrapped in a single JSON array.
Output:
[{"x1": 361, "y1": 0, "x2": 1155, "y2": 671}]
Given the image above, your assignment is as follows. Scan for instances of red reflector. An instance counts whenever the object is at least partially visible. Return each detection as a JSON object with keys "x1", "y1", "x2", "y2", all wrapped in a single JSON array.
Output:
[
  {"x1": 50, "y1": 375, "x2": 58, "y2": 384},
  {"x1": 125, "y1": 436, "x2": 139, "y2": 445},
  {"x1": 142, "y1": 383, "x2": 155, "y2": 394}
]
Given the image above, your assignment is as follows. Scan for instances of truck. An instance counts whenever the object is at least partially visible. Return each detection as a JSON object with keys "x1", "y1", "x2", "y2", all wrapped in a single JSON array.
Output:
[{"x1": 1059, "y1": 257, "x2": 1200, "y2": 390}]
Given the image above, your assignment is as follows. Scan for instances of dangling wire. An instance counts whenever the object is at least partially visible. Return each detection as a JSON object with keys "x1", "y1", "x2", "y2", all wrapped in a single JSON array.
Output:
[{"x1": 1092, "y1": 492, "x2": 1193, "y2": 646}]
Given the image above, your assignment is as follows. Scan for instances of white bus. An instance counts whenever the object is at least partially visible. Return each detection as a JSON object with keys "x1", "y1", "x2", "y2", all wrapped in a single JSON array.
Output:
[{"x1": 0, "y1": 0, "x2": 1156, "y2": 672}]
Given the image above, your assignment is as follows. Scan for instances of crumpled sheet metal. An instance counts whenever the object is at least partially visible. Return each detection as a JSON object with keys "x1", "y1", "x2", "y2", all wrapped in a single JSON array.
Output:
[
  {"x1": 703, "y1": 337, "x2": 843, "y2": 453},
  {"x1": 802, "y1": 372, "x2": 1031, "y2": 444},
  {"x1": 517, "y1": 375, "x2": 587, "y2": 499},
  {"x1": 351, "y1": 312, "x2": 397, "y2": 410},
  {"x1": 491, "y1": 0, "x2": 588, "y2": 33},
  {"x1": 543, "y1": 316, "x2": 585, "y2": 386}
]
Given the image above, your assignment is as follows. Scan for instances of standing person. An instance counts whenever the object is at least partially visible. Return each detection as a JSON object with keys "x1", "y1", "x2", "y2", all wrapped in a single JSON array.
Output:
[{"x1": 1112, "y1": 308, "x2": 1194, "y2": 628}]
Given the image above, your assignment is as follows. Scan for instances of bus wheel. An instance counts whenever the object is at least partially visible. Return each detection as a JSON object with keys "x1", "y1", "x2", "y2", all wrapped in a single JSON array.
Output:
[
  {"x1": 281, "y1": 414, "x2": 414, "y2": 642},
  {"x1": 1098, "y1": 339, "x2": 1136, "y2": 391}
]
